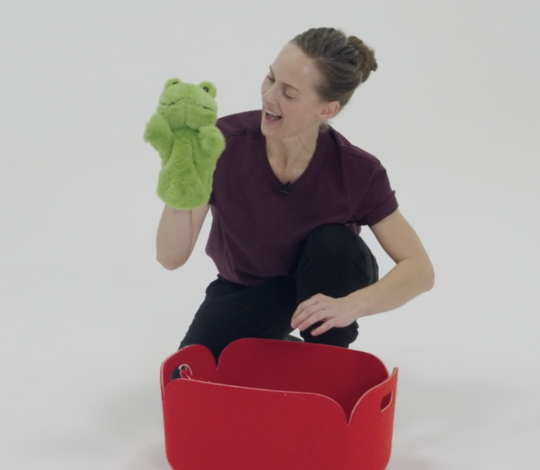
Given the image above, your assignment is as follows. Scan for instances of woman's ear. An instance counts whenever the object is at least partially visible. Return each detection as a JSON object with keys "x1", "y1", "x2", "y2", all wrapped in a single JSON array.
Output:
[{"x1": 319, "y1": 101, "x2": 340, "y2": 121}]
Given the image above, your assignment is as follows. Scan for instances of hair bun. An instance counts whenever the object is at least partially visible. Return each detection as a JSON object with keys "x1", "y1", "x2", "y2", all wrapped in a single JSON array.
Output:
[{"x1": 348, "y1": 36, "x2": 378, "y2": 82}]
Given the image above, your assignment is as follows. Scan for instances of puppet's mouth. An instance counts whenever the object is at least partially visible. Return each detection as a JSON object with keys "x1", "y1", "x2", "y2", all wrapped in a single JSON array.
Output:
[{"x1": 159, "y1": 101, "x2": 215, "y2": 113}]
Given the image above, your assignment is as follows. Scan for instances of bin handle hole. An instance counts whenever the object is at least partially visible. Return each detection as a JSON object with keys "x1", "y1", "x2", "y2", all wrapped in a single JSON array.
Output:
[
  {"x1": 380, "y1": 391, "x2": 393, "y2": 411},
  {"x1": 178, "y1": 364, "x2": 193, "y2": 380}
]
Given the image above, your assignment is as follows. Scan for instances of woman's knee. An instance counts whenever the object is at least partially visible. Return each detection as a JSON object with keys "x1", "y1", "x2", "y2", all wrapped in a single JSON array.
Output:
[
  {"x1": 299, "y1": 224, "x2": 378, "y2": 281},
  {"x1": 302, "y1": 224, "x2": 358, "y2": 261}
]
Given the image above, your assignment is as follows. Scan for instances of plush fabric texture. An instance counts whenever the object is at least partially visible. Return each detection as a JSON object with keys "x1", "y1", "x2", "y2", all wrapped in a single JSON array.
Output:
[{"x1": 144, "y1": 78, "x2": 226, "y2": 209}]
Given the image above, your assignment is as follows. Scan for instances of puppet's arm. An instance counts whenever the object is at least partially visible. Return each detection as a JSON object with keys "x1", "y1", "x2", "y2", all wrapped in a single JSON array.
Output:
[
  {"x1": 144, "y1": 113, "x2": 173, "y2": 162},
  {"x1": 195, "y1": 125, "x2": 226, "y2": 189}
]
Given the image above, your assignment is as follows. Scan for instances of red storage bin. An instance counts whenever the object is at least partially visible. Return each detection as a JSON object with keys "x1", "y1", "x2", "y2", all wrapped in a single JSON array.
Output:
[{"x1": 160, "y1": 338, "x2": 398, "y2": 470}]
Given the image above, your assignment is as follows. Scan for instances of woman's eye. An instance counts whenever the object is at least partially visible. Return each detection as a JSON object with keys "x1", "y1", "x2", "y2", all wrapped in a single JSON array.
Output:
[{"x1": 265, "y1": 75, "x2": 292, "y2": 98}]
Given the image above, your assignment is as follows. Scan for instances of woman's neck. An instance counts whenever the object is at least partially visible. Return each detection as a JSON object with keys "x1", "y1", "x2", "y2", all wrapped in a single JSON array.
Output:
[{"x1": 265, "y1": 127, "x2": 320, "y2": 168}]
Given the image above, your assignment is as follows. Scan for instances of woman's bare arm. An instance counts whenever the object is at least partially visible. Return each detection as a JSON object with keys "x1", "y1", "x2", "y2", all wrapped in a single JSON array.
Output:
[
  {"x1": 291, "y1": 209, "x2": 435, "y2": 335},
  {"x1": 156, "y1": 204, "x2": 210, "y2": 270},
  {"x1": 349, "y1": 208, "x2": 435, "y2": 315}
]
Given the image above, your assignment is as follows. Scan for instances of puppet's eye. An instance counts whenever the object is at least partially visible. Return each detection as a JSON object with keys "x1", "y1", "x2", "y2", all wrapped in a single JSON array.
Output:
[
  {"x1": 172, "y1": 80, "x2": 179, "y2": 85},
  {"x1": 203, "y1": 87, "x2": 209, "y2": 92}
]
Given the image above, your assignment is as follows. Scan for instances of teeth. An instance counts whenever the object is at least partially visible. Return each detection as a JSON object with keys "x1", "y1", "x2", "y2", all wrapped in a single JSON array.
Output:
[{"x1": 266, "y1": 109, "x2": 282, "y2": 118}]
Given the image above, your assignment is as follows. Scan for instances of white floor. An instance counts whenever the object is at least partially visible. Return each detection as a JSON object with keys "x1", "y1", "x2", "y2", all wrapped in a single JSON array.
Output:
[{"x1": 1, "y1": 1, "x2": 539, "y2": 469}]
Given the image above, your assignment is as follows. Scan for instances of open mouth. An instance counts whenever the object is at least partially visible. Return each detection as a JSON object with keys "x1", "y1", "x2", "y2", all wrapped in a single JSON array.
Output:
[{"x1": 265, "y1": 109, "x2": 282, "y2": 121}]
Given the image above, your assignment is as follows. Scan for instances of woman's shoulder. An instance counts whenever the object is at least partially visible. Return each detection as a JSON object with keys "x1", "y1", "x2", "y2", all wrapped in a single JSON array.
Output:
[
  {"x1": 216, "y1": 110, "x2": 262, "y2": 139},
  {"x1": 326, "y1": 126, "x2": 384, "y2": 168}
]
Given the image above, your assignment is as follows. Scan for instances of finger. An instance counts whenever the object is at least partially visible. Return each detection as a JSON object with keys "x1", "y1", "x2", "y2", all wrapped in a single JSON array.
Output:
[
  {"x1": 291, "y1": 296, "x2": 323, "y2": 325},
  {"x1": 310, "y1": 319, "x2": 335, "y2": 337},
  {"x1": 291, "y1": 308, "x2": 312, "y2": 328},
  {"x1": 296, "y1": 309, "x2": 331, "y2": 332},
  {"x1": 292, "y1": 303, "x2": 326, "y2": 328},
  {"x1": 292, "y1": 296, "x2": 319, "y2": 320}
]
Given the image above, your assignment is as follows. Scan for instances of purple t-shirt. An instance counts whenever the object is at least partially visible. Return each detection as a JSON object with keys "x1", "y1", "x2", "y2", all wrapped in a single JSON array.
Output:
[{"x1": 206, "y1": 110, "x2": 398, "y2": 285}]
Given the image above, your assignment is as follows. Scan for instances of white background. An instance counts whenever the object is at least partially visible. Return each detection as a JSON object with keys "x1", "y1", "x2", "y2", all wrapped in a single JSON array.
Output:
[{"x1": 1, "y1": 0, "x2": 539, "y2": 469}]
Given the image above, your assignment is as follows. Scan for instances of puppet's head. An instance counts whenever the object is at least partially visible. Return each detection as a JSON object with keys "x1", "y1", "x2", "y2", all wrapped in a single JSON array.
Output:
[{"x1": 157, "y1": 78, "x2": 219, "y2": 131}]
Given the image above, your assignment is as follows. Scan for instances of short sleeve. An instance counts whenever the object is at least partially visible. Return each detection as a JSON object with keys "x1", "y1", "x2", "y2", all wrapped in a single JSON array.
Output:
[{"x1": 356, "y1": 165, "x2": 398, "y2": 226}]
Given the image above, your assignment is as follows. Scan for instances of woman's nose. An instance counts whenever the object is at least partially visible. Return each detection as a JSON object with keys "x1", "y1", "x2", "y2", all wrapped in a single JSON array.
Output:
[{"x1": 262, "y1": 84, "x2": 277, "y2": 103}]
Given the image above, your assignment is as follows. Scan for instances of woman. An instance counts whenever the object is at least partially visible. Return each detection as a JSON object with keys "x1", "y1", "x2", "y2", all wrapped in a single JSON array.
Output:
[{"x1": 156, "y1": 28, "x2": 434, "y2": 363}]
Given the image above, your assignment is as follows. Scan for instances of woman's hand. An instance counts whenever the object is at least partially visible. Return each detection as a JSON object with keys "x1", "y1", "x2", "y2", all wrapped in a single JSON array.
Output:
[{"x1": 290, "y1": 293, "x2": 363, "y2": 336}]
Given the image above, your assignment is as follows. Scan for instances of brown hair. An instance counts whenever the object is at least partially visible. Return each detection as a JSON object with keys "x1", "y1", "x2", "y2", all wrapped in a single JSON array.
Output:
[{"x1": 290, "y1": 27, "x2": 378, "y2": 110}]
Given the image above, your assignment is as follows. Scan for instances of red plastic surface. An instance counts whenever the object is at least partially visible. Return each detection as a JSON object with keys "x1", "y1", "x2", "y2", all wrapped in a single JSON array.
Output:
[{"x1": 160, "y1": 338, "x2": 398, "y2": 470}]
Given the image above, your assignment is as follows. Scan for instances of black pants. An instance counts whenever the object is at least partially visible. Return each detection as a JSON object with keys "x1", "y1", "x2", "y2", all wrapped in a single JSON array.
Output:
[{"x1": 177, "y1": 224, "x2": 378, "y2": 363}]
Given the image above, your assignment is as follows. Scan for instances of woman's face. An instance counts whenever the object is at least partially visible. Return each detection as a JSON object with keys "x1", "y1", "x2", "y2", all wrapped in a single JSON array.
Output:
[{"x1": 260, "y1": 43, "x2": 338, "y2": 139}]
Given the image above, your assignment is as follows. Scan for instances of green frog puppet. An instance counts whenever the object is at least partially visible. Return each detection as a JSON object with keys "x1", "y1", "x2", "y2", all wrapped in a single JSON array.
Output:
[{"x1": 144, "y1": 78, "x2": 226, "y2": 209}]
